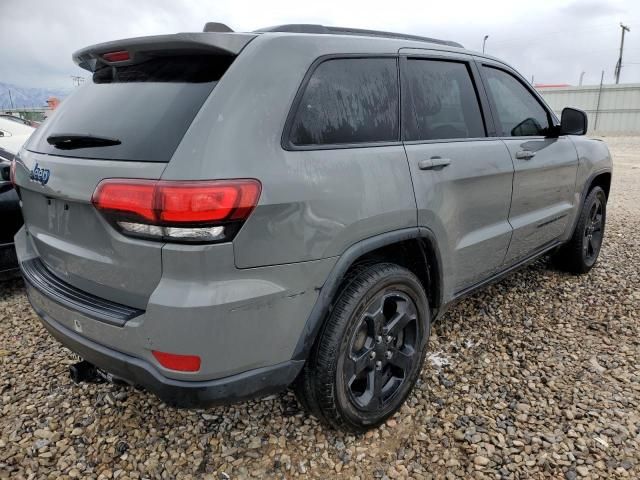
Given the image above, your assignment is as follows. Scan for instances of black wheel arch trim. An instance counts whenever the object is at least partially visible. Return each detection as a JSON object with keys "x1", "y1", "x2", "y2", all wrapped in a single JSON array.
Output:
[
  {"x1": 568, "y1": 168, "x2": 612, "y2": 239},
  {"x1": 291, "y1": 227, "x2": 444, "y2": 361}
]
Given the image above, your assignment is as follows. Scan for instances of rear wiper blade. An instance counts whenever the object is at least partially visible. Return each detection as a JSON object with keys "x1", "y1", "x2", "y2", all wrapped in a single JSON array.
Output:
[{"x1": 47, "y1": 134, "x2": 121, "y2": 150}]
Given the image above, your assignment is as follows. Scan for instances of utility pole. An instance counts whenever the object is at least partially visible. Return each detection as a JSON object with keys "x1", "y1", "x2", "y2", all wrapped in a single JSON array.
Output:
[
  {"x1": 614, "y1": 23, "x2": 630, "y2": 84},
  {"x1": 482, "y1": 35, "x2": 489, "y2": 54},
  {"x1": 71, "y1": 75, "x2": 85, "y2": 87}
]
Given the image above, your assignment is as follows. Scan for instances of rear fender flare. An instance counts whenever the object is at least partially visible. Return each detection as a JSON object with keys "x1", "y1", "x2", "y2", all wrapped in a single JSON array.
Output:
[
  {"x1": 566, "y1": 167, "x2": 612, "y2": 239},
  {"x1": 291, "y1": 227, "x2": 443, "y2": 361}
]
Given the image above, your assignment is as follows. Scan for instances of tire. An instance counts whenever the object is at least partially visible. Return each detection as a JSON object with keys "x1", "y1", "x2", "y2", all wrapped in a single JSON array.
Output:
[
  {"x1": 294, "y1": 263, "x2": 431, "y2": 432},
  {"x1": 554, "y1": 186, "x2": 607, "y2": 274}
]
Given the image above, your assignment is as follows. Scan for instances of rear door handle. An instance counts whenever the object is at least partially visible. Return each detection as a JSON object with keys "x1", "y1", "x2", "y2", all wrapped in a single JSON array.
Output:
[
  {"x1": 418, "y1": 157, "x2": 451, "y2": 170},
  {"x1": 515, "y1": 150, "x2": 536, "y2": 160}
]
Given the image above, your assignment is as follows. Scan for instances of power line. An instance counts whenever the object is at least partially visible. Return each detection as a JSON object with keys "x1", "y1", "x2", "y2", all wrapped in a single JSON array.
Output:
[{"x1": 488, "y1": 22, "x2": 636, "y2": 47}]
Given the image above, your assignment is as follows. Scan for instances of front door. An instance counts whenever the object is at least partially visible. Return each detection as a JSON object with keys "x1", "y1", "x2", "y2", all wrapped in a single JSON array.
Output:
[
  {"x1": 401, "y1": 55, "x2": 515, "y2": 295},
  {"x1": 478, "y1": 63, "x2": 579, "y2": 264}
]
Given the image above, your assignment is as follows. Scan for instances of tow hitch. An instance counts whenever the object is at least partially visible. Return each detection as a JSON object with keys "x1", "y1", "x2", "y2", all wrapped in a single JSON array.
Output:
[
  {"x1": 69, "y1": 360, "x2": 101, "y2": 383},
  {"x1": 69, "y1": 360, "x2": 132, "y2": 386}
]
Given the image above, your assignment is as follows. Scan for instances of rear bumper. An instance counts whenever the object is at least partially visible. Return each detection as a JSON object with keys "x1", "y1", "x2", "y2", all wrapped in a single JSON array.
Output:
[
  {"x1": 15, "y1": 223, "x2": 335, "y2": 404},
  {"x1": 22, "y1": 257, "x2": 143, "y2": 326},
  {"x1": 26, "y1": 280, "x2": 303, "y2": 407}
]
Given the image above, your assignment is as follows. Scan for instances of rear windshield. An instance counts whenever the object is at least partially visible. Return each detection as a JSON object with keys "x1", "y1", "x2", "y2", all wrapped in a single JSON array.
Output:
[{"x1": 28, "y1": 54, "x2": 233, "y2": 162}]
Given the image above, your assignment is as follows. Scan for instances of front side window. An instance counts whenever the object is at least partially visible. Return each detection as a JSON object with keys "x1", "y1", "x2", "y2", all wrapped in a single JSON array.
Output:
[
  {"x1": 482, "y1": 66, "x2": 550, "y2": 137},
  {"x1": 289, "y1": 58, "x2": 399, "y2": 146},
  {"x1": 404, "y1": 59, "x2": 485, "y2": 141}
]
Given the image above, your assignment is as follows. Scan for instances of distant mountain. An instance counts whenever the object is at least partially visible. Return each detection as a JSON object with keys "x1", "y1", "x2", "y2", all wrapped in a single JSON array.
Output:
[{"x1": 0, "y1": 82, "x2": 71, "y2": 109}]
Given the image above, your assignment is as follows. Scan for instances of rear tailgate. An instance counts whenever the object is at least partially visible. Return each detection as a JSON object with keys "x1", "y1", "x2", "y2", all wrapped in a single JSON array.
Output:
[
  {"x1": 16, "y1": 151, "x2": 166, "y2": 309},
  {"x1": 16, "y1": 32, "x2": 255, "y2": 309}
]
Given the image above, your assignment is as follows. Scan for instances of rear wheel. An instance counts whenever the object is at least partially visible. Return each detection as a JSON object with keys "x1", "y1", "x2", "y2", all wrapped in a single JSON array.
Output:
[
  {"x1": 554, "y1": 186, "x2": 607, "y2": 273},
  {"x1": 294, "y1": 263, "x2": 430, "y2": 432}
]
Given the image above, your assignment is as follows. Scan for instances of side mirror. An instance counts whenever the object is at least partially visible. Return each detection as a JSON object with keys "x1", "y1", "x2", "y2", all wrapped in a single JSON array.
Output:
[{"x1": 560, "y1": 107, "x2": 588, "y2": 135}]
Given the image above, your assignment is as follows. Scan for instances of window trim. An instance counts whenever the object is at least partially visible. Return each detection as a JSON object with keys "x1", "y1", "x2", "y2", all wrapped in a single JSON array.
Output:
[
  {"x1": 399, "y1": 55, "x2": 491, "y2": 144},
  {"x1": 476, "y1": 61, "x2": 558, "y2": 139},
  {"x1": 281, "y1": 54, "x2": 402, "y2": 151}
]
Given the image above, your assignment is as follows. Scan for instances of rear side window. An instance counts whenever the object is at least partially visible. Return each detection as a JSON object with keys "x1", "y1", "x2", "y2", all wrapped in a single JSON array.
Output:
[
  {"x1": 28, "y1": 54, "x2": 234, "y2": 162},
  {"x1": 482, "y1": 66, "x2": 550, "y2": 137},
  {"x1": 289, "y1": 58, "x2": 399, "y2": 146},
  {"x1": 404, "y1": 59, "x2": 485, "y2": 141}
]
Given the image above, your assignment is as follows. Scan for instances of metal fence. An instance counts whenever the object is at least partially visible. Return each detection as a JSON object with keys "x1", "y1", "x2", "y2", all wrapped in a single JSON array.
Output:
[
  {"x1": 2, "y1": 107, "x2": 49, "y2": 123},
  {"x1": 537, "y1": 83, "x2": 640, "y2": 135}
]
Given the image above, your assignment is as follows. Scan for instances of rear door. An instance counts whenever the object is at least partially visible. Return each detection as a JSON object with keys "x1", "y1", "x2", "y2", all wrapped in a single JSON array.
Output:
[
  {"x1": 400, "y1": 52, "x2": 514, "y2": 294},
  {"x1": 16, "y1": 39, "x2": 246, "y2": 308},
  {"x1": 477, "y1": 61, "x2": 579, "y2": 264}
]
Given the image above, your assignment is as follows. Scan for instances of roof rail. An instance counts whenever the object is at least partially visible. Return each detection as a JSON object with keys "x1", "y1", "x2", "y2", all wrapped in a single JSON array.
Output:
[
  {"x1": 203, "y1": 22, "x2": 234, "y2": 33},
  {"x1": 255, "y1": 24, "x2": 463, "y2": 48}
]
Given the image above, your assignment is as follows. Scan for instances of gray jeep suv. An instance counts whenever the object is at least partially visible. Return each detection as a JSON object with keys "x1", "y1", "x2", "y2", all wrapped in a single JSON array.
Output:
[{"x1": 13, "y1": 24, "x2": 612, "y2": 432}]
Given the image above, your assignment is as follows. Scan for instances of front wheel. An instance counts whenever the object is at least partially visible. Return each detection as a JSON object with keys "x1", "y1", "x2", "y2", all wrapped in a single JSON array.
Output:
[
  {"x1": 554, "y1": 186, "x2": 607, "y2": 274},
  {"x1": 294, "y1": 263, "x2": 430, "y2": 432}
]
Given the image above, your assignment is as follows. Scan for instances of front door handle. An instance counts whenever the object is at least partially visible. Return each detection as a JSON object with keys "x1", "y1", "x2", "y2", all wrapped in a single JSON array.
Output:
[
  {"x1": 418, "y1": 156, "x2": 451, "y2": 170},
  {"x1": 515, "y1": 150, "x2": 536, "y2": 160}
]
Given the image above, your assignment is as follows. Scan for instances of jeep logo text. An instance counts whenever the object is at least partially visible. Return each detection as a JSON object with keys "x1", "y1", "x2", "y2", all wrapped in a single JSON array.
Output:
[{"x1": 29, "y1": 163, "x2": 50, "y2": 185}]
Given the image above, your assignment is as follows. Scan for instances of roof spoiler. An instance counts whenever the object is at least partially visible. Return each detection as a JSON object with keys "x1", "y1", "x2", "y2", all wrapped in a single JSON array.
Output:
[
  {"x1": 203, "y1": 22, "x2": 234, "y2": 33},
  {"x1": 73, "y1": 32, "x2": 255, "y2": 72}
]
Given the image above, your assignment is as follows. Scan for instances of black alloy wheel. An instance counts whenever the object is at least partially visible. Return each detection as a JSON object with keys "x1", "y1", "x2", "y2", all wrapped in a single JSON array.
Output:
[
  {"x1": 343, "y1": 290, "x2": 419, "y2": 411},
  {"x1": 554, "y1": 186, "x2": 607, "y2": 274},
  {"x1": 294, "y1": 263, "x2": 430, "y2": 432},
  {"x1": 583, "y1": 194, "x2": 604, "y2": 265}
]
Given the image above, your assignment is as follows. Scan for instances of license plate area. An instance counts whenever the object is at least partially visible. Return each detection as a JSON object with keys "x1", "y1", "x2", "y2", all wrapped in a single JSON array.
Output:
[{"x1": 45, "y1": 197, "x2": 73, "y2": 236}]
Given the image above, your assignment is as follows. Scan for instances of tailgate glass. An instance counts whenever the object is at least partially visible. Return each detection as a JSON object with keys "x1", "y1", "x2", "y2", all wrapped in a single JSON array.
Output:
[{"x1": 27, "y1": 54, "x2": 233, "y2": 162}]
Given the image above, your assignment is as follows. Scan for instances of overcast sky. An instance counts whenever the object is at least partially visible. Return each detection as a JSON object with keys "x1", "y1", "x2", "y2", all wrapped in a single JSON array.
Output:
[{"x1": 2, "y1": 0, "x2": 640, "y2": 89}]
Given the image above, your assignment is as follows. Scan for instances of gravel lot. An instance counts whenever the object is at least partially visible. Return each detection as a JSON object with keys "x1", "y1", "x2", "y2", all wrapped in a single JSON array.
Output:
[{"x1": 1, "y1": 137, "x2": 639, "y2": 480}]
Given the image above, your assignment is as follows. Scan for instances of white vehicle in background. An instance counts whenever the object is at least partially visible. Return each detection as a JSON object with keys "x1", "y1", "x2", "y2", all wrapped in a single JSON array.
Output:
[
  {"x1": 0, "y1": 115, "x2": 36, "y2": 154},
  {"x1": 0, "y1": 115, "x2": 34, "y2": 278}
]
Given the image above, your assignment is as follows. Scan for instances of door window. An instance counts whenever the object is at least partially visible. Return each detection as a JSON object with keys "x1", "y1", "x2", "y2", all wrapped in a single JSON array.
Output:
[
  {"x1": 289, "y1": 58, "x2": 399, "y2": 146},
  {"x1": 482, "y1": 66, "x2": 550, "y2": 137},
  {"x1": 404, "y1": 59, "x2": 485, "y2": 141}
]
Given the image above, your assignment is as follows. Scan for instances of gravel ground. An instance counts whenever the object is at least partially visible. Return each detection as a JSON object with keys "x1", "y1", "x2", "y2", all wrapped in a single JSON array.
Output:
[{"x1": 1, "y1": 137, "x2": 639, "y2": 480}]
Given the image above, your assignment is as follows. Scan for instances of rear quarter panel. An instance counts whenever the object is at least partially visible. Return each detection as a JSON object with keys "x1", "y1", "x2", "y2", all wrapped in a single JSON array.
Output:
[
  {"x1": 161, "y1": 35, "x2": 418, "y2": 268},
  {"x1": 565, "y1": 137, "x2": 613, "y2": 239},
  {"x1": 572, "y1": 137, "x2": 613, "y2": 186}
]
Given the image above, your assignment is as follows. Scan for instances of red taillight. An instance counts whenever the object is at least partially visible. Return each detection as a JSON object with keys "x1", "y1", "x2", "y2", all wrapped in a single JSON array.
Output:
[
  {"x1": 152, "y1": 351, "x2": 201, "y2": 372},
  {"x1": 158, "y1": 181, "x2": 260, "y2": 223},
  {"x1": 92, "y1": 179, "x2": 261, "y2": 243},
  {"x1": 102, "y1": 50, "x2": 130, "y2": 62},
  {"x1": 93, "y1": 179, "x2": 156, "y2": 222}
]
